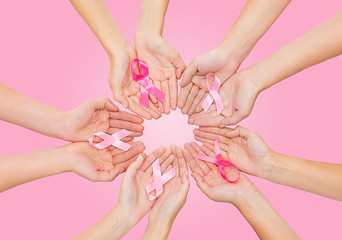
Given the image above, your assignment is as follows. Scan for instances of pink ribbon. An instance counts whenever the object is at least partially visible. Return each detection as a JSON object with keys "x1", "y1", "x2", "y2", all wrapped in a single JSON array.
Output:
[
  {"x1": 202, "y1": 73, "x2": 223, "y2": 114},
  {"x1": 145, "y1": 158, "x2": 176, "y2": 201},
  {"x1": 88, "y1": 129, "x2": 131, "y2": 151},
  {"x1": 131, "y1": 59, "x2": 165, "y2": 108},
  {"x1": 196, "y1": 138, "x2": 240, "y2": 183}
]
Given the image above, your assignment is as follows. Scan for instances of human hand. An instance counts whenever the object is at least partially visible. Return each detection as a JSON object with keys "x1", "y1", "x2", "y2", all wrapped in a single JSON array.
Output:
[
  {"x1": 116, "y1": 146, "x2": 176, "y2": 225},
  {"x1": 108, "y1": 45, "x2": 162, "y2": 120},
  {"x1": 193, "y1": 126, "x2": 272, "y2": 179},
  {"x1": 178, "y1": 47, "x2": 241, "y2": 115},
  {"x1": 188, "y1": 69, "x2": 260, "y2": 127},
  {"x1": 135, "y1": 35, "x2": 186, "y2": 114},
  {"x1": 62, "y1": 98, "x2": 144, "y2": 142},
  {"x1": 67, "y1": 141, "x2": 146, "y2": 182},
  {"x1": 148, "y1": 145, "x2": 190, "y2": 223},
  {"x1": 184, "y1": 141, "x2": 256, "y2": 205}
]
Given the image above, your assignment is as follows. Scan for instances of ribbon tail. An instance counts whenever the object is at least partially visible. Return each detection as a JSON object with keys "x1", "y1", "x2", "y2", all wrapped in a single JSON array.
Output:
[
  {"x1": 202, "y1": 95, "x2": 214, "y2": 113},
  {"x1": 140, "y1": 86, "x2": 149, "y2": 108},
  {"x1": 147, "y1": 86, "x2": 165, "y2": 103}
]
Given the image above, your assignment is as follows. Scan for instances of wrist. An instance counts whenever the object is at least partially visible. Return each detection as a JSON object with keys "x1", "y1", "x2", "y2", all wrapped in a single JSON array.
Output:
[
  {"x1": 143, "y1": 217, "x2": 174, "y2": 240},
  {"x1": 107, "y1": 39, "x2": 132, "y2": 61},
  {"x1": 51, "y1": 145, "x2": 75, "y2": 174}
]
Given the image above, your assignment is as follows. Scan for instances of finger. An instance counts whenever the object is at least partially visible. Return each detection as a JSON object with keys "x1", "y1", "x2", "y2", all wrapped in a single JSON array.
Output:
[
  {"x1": 160, "y1": 154, "x2": 175, "y2": 174},
  {"x1": 188, "y1": 89, "x2": 206, "y2": 116},
  {"x1": 146, "y1": 148, "x2": 172, "y2": 175},
  {"x1": 219, "y1": 112, "x2": 247, "y2": 128},
  {"x1": 198, "y1": 145, "x2": 219, "y2": 170},
  {"x1": 109, "y1": 119, "x2": 144, "y2": 133},
  {"x1": 225, "y1": 125, "x2": 251, "y2": 139},
  {"x1": 184, "y1": 142, "x2": 210, "y2": 175},
  {"x1": 189, "y1": 142, "x2": 211, "y2": 173},
  {"x1": 181, "y1": 85, "x2": 200, "y2": 114},
  {"x1": 131, "y1": 95, "x2": 161, "y2": 119},
  {"x1": 141, "y1": 146, "x2": 166, "y2": 172},
  {"x1": 112, "y1": 85, "x2": 129, "y2": 109},
  {"x1": 162, "y1": 80, "x2": 171, "y2": 114},
  {"x1": 176, "y1": 146, "x2": 187, "y2": 176},
  {"x1": 202, "y1": 141, "x2": 229, "y2": 156},
  {"x1": 149, "y1": 79, "x2": 158, "y2": 105},
  {"x1": 198, "y1": 126, "x2": 233, "y2": 136},
  {"x1": 188, "y1": 109, "x2": 217, "y2": 125},
  {"x1": 193, "y1": 128, "x2": 229, "y2": 143},
  {"x1": 124, "y1": 154, "x2": 144, "y2": 177},
  {"x1": 172, "y1": 55, "x2": 186, "y2": 80},
  {"x1": 194, "y1": 92, "x2": 208, "y2": 113},
  {"x1": 193, "y1": 115, "x2": 225, "y2": 127},
  {"x1": 112, "y1": 142, "x2": 146, "y2": 164},
  {"x1": 116, "y1": 152, "x2": 146, "y2": 172},
  {"x1": 109, "y1": 111, "x2": 144, "y2": 124},
  {"x1": 178, "y1": 82, "x2": 193, "y2": 109},
  {"x1": 183, "y1": 148, "x2": 204, "y2": 176},
  {"x1": 121, "y1": 136, "x2": 134, "y2": 142},
  {"x1": 101, "y1": 98, "x2": 119, "y2": 112},
  {"x1": 180, "y1": 60, "x2": 197, "y2": 87},
  {"x1": 169, "y1": 75, "x2": 178, "y2": 111},
  {"x1": 126, "y1": 97, "x2": 152, "y2": 120}
]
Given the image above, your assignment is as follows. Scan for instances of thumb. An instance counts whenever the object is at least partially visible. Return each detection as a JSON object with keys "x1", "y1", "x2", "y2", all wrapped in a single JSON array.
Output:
[
  {"x1": 124, "y1": 154, "x2": 144, "y2": 178},
  {"x1": 219, "y1": 112, "x2": 246, "y2": 128},
  {"x1": 181, "y1": 171, "x2": 190, "y2": 193},
  {"x1": 180, "y1": 60, "x2": 197, "y2": 87}
]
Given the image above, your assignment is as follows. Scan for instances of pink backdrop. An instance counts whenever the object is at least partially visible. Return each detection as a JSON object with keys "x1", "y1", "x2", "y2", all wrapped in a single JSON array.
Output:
[{"x1": 1, "y1": 0, "x2": 342, "y2": 239}]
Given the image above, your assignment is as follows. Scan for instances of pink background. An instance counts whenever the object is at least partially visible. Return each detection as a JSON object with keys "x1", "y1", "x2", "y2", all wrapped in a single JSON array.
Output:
[{"x1": 1, "y1": 0, "x2": 342, "y2": 239}]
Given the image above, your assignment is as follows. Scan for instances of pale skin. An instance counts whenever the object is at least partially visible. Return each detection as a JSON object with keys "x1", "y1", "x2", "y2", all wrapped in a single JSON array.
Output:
[
  {"x1": 183, "y1": 142, "x2": 299, "y2": 240},
  {"x1": 193, "y1": 126, "x2": 342, "y2": 201},
  {"x1": 135, "y1": 0, "x2": 186, "y2": 114},
  {"x1": 73, "y1": 147, "x2": 189, "y2": 240},
  {"x1": 0, "y1": 142, "x2": 146, "y2": 192},
  {"x1": 189, "y1": 11, "x2": 342, "y2": 127},
  {"x1": 178, "y1": 0, "x2": 292, "y2": 115},
  {"x1": 69, "y1": 0, "x2": 162, "y2": 120},
  {"x1": 0, "y1": 83, "x2": 145, "y2": 142}
]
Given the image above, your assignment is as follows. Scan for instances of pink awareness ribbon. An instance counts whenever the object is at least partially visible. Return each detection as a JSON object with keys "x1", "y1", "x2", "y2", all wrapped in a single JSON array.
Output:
[
  {"x1": 131, "y1": 59, "x2": 165, "y2": 108},
  {"x1": 88, "y1": 129, "x2": 131, "y2": 151},
  {"x1": 145, "y1": 158, "x2": 176, "y2": 201},
  {"x1": 196, "y1": 138, "x2": 240, "y2": 183},
  {"x1": 202, "y1": 73, "x2": 223, "y2": 114}
]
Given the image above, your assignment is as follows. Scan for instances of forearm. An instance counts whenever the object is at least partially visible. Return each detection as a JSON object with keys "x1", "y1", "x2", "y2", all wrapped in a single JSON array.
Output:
[
  {"x1": 73, "y1": 205, "x2": 135, "y2": 240},
  {"x1": 69, "y1": 0, "x2": 130, "y2": 58},
  {"x1": 219, "y1": 0, "x2": 291, "y2": 62},
  {"x1": 0, "y1": 83, "x2": 68, "y2": 140},
  {"x1": 0, "y1": 145, "x2": 70, "y2": 192},
  {"x1": 142, "y1": 218, "x2": 173, "y2": 240},
  {"x1": 136, "y1": 0, "x2": 169, "y2": 37},
  {"x1": 236, "y1": 185, "x2": 299, "y2": 240},
  {"x1": 266, "y1": 151, "x2": 342, "y2": 201},
  {"x1": 252, "y1": 12, "x2": 342, "y2": 91}
]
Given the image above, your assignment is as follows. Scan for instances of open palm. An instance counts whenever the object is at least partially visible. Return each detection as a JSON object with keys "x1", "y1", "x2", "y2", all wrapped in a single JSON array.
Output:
[
  {"x1": 135, "y1": 36, "x2": 186, "y2": 114},
  {"x1": 109, "y1": 46, "x2": 162, "y2": 120},
  {"x1": 188, "y1": 70, "x2": 260, "y2": 127}
]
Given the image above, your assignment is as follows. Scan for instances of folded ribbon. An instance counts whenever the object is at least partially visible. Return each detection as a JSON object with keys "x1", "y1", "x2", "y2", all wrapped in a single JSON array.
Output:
[
  {"x1": 145, "y1": 158, "x2": 176, "y2": 201},
  {"x1": 202, "y1": 73, "x2": 223, "y2": 114},
  {"x1": 131, "y1": 59, "x2": 165, "y2": 108},
  {"x1": 196, "y1": 138, "x2": 240, "y2": 183},
  {"x1": 89, "y1": 129, "x2": 131, "y2": 151}
]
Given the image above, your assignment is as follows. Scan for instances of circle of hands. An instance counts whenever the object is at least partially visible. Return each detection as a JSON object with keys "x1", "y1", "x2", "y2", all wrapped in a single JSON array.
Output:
[{"x1": 66, "y1": 38, "x2": 272, "y2": 226}]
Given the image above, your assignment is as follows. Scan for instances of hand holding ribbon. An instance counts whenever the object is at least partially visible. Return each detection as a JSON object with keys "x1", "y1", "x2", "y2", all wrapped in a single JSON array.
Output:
[
  {"x1": 195, "y1": 138, "x2": 240, "y2": 183},
  {"x1": 145, "y1": 158, "x2": 176, "y2": 200},
  {"x1": 131, "y1": 59, "x2": 165, "y2": 108}
]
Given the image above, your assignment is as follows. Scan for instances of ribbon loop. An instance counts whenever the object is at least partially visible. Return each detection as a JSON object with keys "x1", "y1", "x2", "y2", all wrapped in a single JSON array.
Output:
[
  {"x1": 202, "y1": 73, "x2": 223, "y2": 114},
  {"x1": 89, "y1": 129, "x2": 131, "y2": 151},
  {"x1": 131, "y1": 59, "x2": 165, "y2": 108},
  {"x1": 145, "y1": 159, "x2": 176, "y2": 201},
  {"x1": 196, "y1": 138, "x2": 240, "y2": 183}
]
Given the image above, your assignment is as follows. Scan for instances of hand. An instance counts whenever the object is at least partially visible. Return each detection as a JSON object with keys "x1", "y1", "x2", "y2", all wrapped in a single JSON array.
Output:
[
  {"x1": 193, "y1": 126, "x2": 272, "y2": 178},
  {"x1": 116, "y1": 147, "x2": 175, "y2": 225},
  {"x1": 109, "y1": 45, "x2": 162, "y2": 120},
  {"x1": 135, "y1": 35, "x2": 186, "y2": 114},
  {"x1": 184, "y1": 141, "x2": 256, "y2": 205},
  {"x1": 188, "y1": 69, "x2": 260, "y2": 127},
  {"x1": 67, "y1": 141, "x2": 146, "y2": 182},
  {"x1": 62, "y1": 98, "x2": 144, "y2": 142},
  {"x1": 148, "y1": 145, "x2": 190, "y2": 223},
  {"x1": 178, "y1": 47, "x2": 241, "y2": 115}
]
